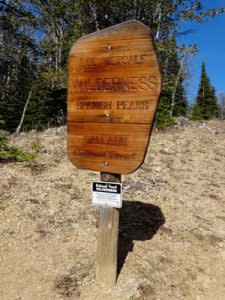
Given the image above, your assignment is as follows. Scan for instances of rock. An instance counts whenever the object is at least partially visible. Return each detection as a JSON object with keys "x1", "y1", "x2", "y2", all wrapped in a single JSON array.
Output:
[
  {"x1": 176, "y1": 117, "x2": 190, "y2": 127},
  {"x1": 155, "y1": 166, "x2": 162, "y2": 172}
]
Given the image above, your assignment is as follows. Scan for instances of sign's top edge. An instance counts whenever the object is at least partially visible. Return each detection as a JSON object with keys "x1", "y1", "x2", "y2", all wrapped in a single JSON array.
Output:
[
  {"x1": 76, "y1": 20, "x2": 150, "y2": 42},
  {"x1": 81, "y1": 20, "x2": 149, "y2": 39}
]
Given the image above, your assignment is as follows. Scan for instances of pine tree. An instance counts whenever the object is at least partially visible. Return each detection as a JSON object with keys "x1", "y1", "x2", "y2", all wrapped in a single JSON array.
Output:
[
  {"x1": 219, "y1": 93, "x2": 225, "y2": 119},
  {"x1": 155, "y1": 35, "x2": 189, "y2": 128},
  {"x1": 171, "y1": 41, "x2": 189, "y2": 117},
  {"x1": 192, "y1": 62, "x2": 219, "y2": 120},
  {"x1": 1, "y1": 1, "x2": 224, "y2": 131},
  {"x1": 0, "y1": 0, "x2": 37, "y2": 131}
]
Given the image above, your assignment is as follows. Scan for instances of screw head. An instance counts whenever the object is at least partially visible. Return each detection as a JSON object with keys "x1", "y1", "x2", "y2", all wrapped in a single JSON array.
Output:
[{"x1": 100, "y1": 162, "x2": 109, "y2": 166}]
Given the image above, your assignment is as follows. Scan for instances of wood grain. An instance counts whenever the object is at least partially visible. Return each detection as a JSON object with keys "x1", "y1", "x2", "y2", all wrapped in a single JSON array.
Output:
[
  {"x1": 67, "y1": 122, "x2": 152, "y2": 174},
  {"x1": 96, "y1": 173, "x2": 121, "y2": 288},
  {"x1": 67, "y1": 20, "x2": 161, "y2": 174}
]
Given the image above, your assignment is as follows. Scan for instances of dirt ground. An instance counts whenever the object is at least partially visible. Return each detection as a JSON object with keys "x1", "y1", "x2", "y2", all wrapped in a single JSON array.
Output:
[{"x1": 1, "y1": 120, "x2": 225, "y2": 300}]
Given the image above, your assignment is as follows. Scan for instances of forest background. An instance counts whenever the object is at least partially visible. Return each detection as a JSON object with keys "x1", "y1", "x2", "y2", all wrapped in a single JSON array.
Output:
[{"x1": 1, "y1": 0, "x2": 225, "y2": 133}]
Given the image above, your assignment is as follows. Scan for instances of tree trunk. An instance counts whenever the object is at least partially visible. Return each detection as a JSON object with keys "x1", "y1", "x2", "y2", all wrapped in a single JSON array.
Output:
[
  {"x1": 89, "y1": 2, "x2": 100, "y2": 31},
  {"x1": 155, "y1": 5, "x2": 162, "y2": 41},
  {"x1": 169, "y1": 56, "x2": 186, "y2": 117},
  {"x1": 15, "y1": 90, "x2": 32, "y2": 135}
]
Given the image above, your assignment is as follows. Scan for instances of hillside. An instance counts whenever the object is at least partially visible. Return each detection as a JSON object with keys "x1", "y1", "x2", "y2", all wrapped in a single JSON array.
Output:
[{"x1": 1, "y1": 120, "x2": 225, "y2": 300}]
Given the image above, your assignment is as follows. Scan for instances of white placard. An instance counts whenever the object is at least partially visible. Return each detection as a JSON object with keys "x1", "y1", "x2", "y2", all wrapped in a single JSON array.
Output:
[{"x1": 92, "y1": 181, "x2": 122, "y2": 208}]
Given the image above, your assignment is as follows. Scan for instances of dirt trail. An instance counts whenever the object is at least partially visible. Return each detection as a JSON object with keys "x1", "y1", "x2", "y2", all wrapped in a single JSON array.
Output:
[{"x1": 1, "y1": 120, "x2": 225, "y2": 300}]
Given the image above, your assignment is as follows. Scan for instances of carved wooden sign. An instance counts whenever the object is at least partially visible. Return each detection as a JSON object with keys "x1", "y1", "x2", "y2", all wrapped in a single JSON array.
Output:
[{"x1": 67, "y1": 20, "x2": 161, "y2": 174}]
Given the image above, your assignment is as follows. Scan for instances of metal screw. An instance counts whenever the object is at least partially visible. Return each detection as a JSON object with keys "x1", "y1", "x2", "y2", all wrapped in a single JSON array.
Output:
[
  {"x1": 105, "y1": 113, "x2": 110, "y2": 118},
  {"x1": 107, "y1": 44, "x2": 112, "y2": 51}
]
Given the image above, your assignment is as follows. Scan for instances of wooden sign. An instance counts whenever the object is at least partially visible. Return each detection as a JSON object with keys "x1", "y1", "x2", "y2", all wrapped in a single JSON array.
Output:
[{"x1": 67, "y1": 20, "x2": 161, "y2": 174}]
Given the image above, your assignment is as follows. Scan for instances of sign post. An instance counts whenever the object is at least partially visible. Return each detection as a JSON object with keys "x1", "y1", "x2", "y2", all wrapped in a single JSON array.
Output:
[
  {"x1": 96, "y1": 172, "x2": 121, "y2": 288},
  {"x1": 67, "y1": 20, "x2": 161, "y2": 288}
]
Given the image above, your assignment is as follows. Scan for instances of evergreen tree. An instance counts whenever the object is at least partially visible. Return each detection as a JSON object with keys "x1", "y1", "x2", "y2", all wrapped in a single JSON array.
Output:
[
  {"x1": 0, "y1": 0, "x2": 37, "y2": 131},
  {"x1": 170, "y1": 41, "x2": 189, "y2": 117},
  {"x1": 192, "y1": 62, "x2": 219, "y2": 120},
  {"x1": 219, "y1": 93, "x2": 225, "y2": 119},
  {"x1": 155, "y1": 36, "x2": 189, "y2": 127},
  {"x1": 1, "y1": 1, "x2": 224, "y2": 131}
]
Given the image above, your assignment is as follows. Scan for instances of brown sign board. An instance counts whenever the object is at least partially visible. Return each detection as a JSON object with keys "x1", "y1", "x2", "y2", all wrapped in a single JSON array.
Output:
[{"x1": 67, "y1": 20, "x2": 161, "y2": 174}]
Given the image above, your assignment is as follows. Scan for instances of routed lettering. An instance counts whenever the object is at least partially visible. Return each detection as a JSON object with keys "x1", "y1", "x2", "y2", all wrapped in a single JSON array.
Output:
[
  {"x1": 117, "y1": 100, "x2": 149, "y2": 110},
  {"x1": 75, "y1": 101, "x2": 112, "y2": 110},
  {"x1": 67, "y1": 20, "x2": 162, "y2": 174},
  {"x1": 74, "y1": 100, "x2": 151, "y2": 111},
  {"x1": 81, "y1": 54, "x2": 149, "y2": 66},
  {"x1": 73, "y1": 149, "x2": 136, "y2": 161},
  {"x1": 104, "y1": 54, "x2": 148, "y2": 65},
  {"x1": 74, "y1": 76, "x2": 157, "y2": 92},
  {"x1": 85, "y1": 135, "x2": 128, "y2": 146}
]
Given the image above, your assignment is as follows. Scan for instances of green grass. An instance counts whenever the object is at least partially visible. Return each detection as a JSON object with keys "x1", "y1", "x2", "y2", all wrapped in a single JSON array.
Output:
[{"x1": 0, "y1": 134, "x2": 37, "y2": 162}]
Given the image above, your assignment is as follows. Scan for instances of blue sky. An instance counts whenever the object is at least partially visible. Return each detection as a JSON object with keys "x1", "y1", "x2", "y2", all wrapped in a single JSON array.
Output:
[{"x1": 177, "y1": 1, "x2": 225, "y2": 103}]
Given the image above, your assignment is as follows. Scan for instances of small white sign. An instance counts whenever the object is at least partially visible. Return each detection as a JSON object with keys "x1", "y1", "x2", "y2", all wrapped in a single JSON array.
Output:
[{"x1": 92, "y1": 181, "x2": 122, "y2": 208}]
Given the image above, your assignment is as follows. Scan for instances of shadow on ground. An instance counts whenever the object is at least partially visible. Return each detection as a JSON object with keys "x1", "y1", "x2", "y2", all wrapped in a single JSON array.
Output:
[{"x1": 117, "y1": 201, "x2": 165, "y2": 276}]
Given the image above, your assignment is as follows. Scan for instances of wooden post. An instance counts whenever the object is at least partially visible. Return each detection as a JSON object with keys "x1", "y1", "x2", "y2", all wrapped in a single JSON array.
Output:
[
  {"x1": 96, "y1": 172, "x2": 121, "y2": 288},
  {"x1": 67, "y1": 21, "x2": 162, "y2": 288}
]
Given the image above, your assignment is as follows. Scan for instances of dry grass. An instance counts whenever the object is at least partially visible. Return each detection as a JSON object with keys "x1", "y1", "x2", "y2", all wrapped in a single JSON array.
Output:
[{"x1": 0, "y1": 120, "x2": 225, "y2": 299}]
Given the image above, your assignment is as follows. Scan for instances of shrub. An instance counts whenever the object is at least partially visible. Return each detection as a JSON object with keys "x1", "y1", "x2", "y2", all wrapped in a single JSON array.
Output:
[
  {"x1": 0, "y1": 132, "x2": 36, "y2": 162},
  {"x1": 155, "y1": 96, "x2": 176, "y2": 129}
]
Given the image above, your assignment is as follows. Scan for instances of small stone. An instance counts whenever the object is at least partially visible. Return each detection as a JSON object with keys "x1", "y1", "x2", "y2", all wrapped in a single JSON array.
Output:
[{"x1": 155, "y1": 166, "x2": 162, "y2": 172}]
